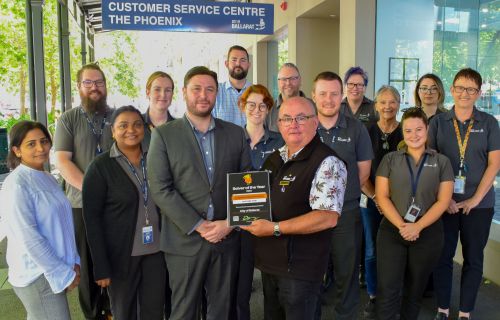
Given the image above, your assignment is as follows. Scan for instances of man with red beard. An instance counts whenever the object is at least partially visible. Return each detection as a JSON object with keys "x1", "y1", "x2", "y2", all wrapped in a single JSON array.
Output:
[
  {"x1": 54, "y1": 63, "x2": 113, "y2": 320},
  {"x1": 213, "y1": 45, "x2": 251, "y2": 127}
]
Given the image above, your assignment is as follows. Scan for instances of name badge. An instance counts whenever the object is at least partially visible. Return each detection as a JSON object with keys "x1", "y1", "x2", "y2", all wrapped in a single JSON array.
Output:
[
  {"x1": 404, "y1": 204, "x2": 421, "y2": 223},
  {"x1": 142, "y1": 226, "x2": 153, "y2": 245},
  {"x1": 360, "y1": 194, "x2": 368, "y2": 208},
  {"x1": 454, "y1": 176, "x2": 466, "y2": 194}
]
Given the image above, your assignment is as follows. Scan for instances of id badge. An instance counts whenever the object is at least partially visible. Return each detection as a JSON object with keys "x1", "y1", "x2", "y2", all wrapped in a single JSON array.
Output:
[
  {"x1": 360, "y1": 194, "x2": 368, "y2": 208},
  {"x1": 142, "y1": 226, "x2": 153, "y2": 244},
  {"x1": 454, "y1": 176, "x2": 466, "y2": 194},
  {"x1": 404, "y1": 204, "x2": 421, "y2": 223}
]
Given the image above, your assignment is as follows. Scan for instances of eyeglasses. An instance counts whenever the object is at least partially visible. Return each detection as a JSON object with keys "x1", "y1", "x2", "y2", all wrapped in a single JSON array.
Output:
[
  {"x1": 278, "y1": 76, "x2": 300, "y2": 82},
  {"x1": 80, "y1": 79, "x2": 106, "y2": 88},
  {"x1": 346, "y1": 83, "x2": 365, "y2": 89},
  {"x1": 278, "y1": 114, "x2": 316, "y2": 126},
  {"x1": 453, "y1": 86, "x2": 479, "y2": 95},
  {"x1": 246, "y1": 102, "x2": 268, "y2": 112},
  {"x1": 418, "y1": 86, "x2": 438, "y2": 94}
]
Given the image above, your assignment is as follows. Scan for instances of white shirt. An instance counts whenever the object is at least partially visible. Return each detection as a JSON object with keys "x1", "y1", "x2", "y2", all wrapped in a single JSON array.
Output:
[{"x1": 1, "y1": 164, "x2": 80, "y2": 293}]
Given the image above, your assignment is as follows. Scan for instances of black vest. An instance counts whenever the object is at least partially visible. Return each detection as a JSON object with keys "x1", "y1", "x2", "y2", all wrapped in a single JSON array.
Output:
[{"x1": 254, "y1": 134, "x2": 341, "y2": 281}]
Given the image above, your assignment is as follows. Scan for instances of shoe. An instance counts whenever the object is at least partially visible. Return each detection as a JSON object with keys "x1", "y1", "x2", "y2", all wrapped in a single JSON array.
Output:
[
  {"x1": 434, "y1": 312, "x2": 448, "y2": 320},
  {"x1": 459, "y1": 317, "x2": 471, "y2": 320},
  {"x1": 364, "y1": 298, "x2": 376, "y2": 319}
]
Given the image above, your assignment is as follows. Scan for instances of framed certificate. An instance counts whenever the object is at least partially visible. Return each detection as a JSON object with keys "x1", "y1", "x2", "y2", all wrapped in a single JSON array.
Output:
[{"x1": 227, "y1": 171, "x2": 272, "y2": 226}]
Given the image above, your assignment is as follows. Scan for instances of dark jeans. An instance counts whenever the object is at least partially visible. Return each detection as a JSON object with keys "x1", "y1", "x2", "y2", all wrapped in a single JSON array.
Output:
[
  {"x1": 376, "y1": 218, "x2": 444, "y2": 320},
  {"x1": 73, "y1": 208, "x2": 107, "y2": 320},
  {"x1": 108, "y1": 252, "x2": 166, "y2": 320},
  {"x1": 360, "y1": 199, "x2": 383, "y2": 297},
  {"x1": 262, "y1": 272, "x2": 321, "y2": 320},
  {"x1": 433, "y1": 207, "x2": 494, "y2": 312}
]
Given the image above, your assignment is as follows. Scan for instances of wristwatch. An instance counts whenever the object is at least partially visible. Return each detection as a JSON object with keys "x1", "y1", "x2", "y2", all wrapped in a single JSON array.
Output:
[{"x1": 273, "y1": 222, "x2": 281, "y2": 237}]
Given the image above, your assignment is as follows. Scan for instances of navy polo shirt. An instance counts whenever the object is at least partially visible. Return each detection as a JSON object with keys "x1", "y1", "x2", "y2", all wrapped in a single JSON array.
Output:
[
  {"x1": 340, "y1": 96, "x2": 378, "y2": 124},
  {"x1": 244, "y1": 128, "x2": 284, "y2": 170},
  {"x1": 428, "y1": 106, "x2": 500, "y2": 207},
  {"x1": 318, "y1": 113, "x2": 373, "y2": 210}
]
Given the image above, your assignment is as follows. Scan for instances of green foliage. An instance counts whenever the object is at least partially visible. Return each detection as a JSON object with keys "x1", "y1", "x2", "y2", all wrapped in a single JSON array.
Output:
[
  {"x1": 98, "y1": 31, "x2": 141, "y2": 98},
  {"x1": 0, "y1": 113, "x2": 31, "y2": 130}
]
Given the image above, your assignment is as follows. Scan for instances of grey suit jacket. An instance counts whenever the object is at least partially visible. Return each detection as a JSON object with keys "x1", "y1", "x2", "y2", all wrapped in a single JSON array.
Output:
[{"x1": 147, "y1": 115, "x2": 252, "y2": 256}]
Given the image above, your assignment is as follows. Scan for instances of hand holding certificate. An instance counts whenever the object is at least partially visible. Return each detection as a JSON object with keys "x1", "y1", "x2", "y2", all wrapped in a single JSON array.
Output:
[{"x1": 227, "y1": 171, "x2": 272, "y2": 226}]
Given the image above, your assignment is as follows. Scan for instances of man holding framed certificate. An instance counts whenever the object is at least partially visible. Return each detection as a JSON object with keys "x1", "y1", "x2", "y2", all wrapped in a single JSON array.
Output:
[{"x1": 242, "y1": 96, "x2": 347, "y2": 320}]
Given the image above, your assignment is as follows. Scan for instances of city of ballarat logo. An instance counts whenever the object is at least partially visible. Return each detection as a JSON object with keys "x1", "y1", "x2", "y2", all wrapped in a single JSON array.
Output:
[{"x1": 231, "y1": 18, "x2": 265, "y2": 31}]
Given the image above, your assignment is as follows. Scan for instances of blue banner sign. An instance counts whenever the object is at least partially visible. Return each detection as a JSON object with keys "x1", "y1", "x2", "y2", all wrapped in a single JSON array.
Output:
[{"x1": 102, "y1": 0, "x2": 274, "y2": 35}]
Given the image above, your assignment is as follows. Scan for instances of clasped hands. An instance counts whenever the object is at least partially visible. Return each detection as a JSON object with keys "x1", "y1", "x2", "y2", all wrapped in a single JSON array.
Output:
[
  {"x1": 196, "y1": 220, "x2": 233, "y2": 243},
  {"x1": 447, "y1": 198, "x2": 479, "y2": 215},
  {"x1": 398, "y1": 223, "x2": 422, "y2": 242}
]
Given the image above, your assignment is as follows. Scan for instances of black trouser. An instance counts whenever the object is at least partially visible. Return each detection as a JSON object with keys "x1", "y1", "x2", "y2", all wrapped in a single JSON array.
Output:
[
  {"x1": 236, "y1": 230, "x2": 255, "y2": 320},
  {"x1": 73, "y1": 208, "x2": 107, "y2": 320},
  {"x1": 108, "y1": 252, "x2": 166, "y2": 320},
  {"x1": 323, "y1": 206, "x2": 362, "y2": 319},
  {"x1": 262, "y1": 272, "x2": 322, "y2": 320},
  {"x1": 376, "y1": 218, "x2": 444, "y2": 320},
  {"x1": 433, "y1": 207, "x2": 494, "y2": 312},
  {"x1": 166, "y1": 231, "x2": 239, "y2": 320}
]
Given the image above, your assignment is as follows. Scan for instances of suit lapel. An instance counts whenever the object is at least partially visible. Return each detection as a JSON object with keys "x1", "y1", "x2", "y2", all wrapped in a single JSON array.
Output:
[
  {"x1": 213, "y1": 119, "x2": 226, "y2": 187},
  {"x1": 182, "y1": 117, "x2": 210, "y2": 187}
]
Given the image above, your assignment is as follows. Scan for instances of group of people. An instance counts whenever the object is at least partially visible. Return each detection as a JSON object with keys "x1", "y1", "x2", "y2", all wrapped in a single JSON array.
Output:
[{"x1": 1, "y1": 44, "x2": 498, "y2": 320}]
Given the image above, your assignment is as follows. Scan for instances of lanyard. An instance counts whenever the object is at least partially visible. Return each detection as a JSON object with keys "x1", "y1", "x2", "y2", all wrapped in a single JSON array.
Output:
[
  {"x1": 452, "y1": 117, "x2": 474, "y2": 174},
  {"x1": 82, "y1": 108, "x2": 107, "y2": 155},
  {"x1": 122, "y1": 153, "x2": 150, "y2": 225},
  {"x1": 404, "y1": 153, "x2": 428, "y2": 203}
]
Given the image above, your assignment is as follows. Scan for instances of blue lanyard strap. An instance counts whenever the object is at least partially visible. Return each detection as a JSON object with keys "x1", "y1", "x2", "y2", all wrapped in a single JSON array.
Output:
[
  {"x1": 82, "y1": 108, "x2": 107, "y2": 154},
  {"x1": 404, "y1": 153, "x2": 428, "y2": 200},
  {"x1": 122, "y1": 153, "x2": 150, "y2": 225}
]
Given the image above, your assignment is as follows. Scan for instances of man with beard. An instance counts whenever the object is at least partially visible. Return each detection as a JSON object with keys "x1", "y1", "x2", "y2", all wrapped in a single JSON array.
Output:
[
  {"x1": 266, "y1": 63, "x2": 311, "y2": 132},
  {"x1": 213, "y1": 45, "x2": 251, "y2": 127},
  {"x1": 312, "y1": 71, "x2": 373, "y2": 320},
  {"x1": 147, "y1": 66, "x2": 252, "y2": 320},
  {"x1": 54, "y1": 63, "x2": 113, "y2": 320}
]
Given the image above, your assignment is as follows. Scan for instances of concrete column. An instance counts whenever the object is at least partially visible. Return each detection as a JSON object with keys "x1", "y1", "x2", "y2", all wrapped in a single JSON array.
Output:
[{"x1": 339, "y1": 0, "x2": 376, "y2": 97}]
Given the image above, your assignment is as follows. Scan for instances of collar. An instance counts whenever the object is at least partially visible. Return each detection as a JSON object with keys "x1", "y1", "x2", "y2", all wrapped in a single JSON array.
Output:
[
  {"x1": 144, "y1": 108, "x2": 174, "y2": 127},
  {"x1": 278, "y1": 134, "x2": 322, "y2": 163},
  {"x1": 396, "y1": 147, "x2": 435, "y2": 157},
  {"x1": 276, "y1": 90, "x2": 307, "y2": 108},
  {"x1": 184, "y1": 114, "x2": 216, "y2": 133},
  {"x1": 79, "y1": 105, "x2": 111, "y2": 116},
  {"x1": 244, "y1": 126, "x2": 272, "y2": 144},
  {"x1": 109, "y1": 142, "x2": 148, "y2": 159},
  {"x1": 221, "y1": 79, "x2": 251, "y2": 93},
  {"x1": 444, "y1": 106, "x2": 484, "y2": 122},
  {"x1": 341, "y1": 96, "x2": 372, "y2": 106},
  {"x1": 317, "y1": 112, "x2": 347, "y2": 130}
]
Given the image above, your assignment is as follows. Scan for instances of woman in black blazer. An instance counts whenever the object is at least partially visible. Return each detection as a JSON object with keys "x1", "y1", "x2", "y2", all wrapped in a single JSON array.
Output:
[{"x1": 83, "y1": 106, "x2": 166, "y2": 320}]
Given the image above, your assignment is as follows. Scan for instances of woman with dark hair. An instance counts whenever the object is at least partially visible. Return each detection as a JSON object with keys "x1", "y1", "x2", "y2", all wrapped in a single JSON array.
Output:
[
  {"x1": 82, "y1": 106, "x2": 166, "y2": 319},
  {"x1": 375, "y1": 108, "x2": 454, "y2": 319},
  {"x1": 143, "y1": 71, "x2": 176, "y2": 147},
  {"x1": 361, "y1": 85, "x2": 403, "y2": 317},
  {"x1": 1, "y1": 120, "x2": 80, "y2": 319},
  {"x1": 414, "y1": 73, "x2": 447, "y2": 121}
]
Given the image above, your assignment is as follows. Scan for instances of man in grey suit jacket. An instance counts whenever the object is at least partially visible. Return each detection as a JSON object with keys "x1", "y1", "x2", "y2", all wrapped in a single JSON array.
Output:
[{"x1": 147, "y1": 66, "x2": 252, "y2": 320}]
